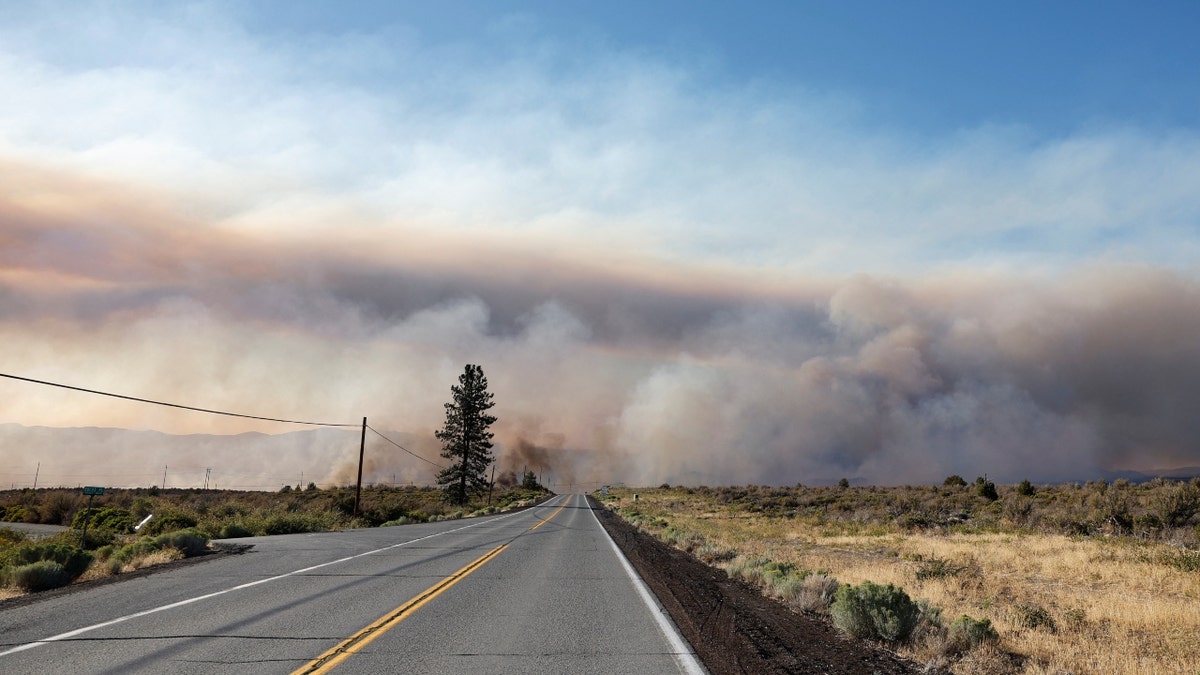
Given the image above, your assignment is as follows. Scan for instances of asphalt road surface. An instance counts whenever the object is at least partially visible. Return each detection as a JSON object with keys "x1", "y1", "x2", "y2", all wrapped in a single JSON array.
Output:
[
  {"x1": 0, "y1": 494, "x2": 705, "y2": 674},
  {"x1": 0, "y1": 522, "x2": 69, "y2": 539}
]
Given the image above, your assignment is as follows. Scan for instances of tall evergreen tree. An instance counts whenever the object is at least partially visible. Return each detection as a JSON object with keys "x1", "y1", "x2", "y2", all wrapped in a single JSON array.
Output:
[{"x1": 435, "y1": 364, "x2": 497, "y2": 505}]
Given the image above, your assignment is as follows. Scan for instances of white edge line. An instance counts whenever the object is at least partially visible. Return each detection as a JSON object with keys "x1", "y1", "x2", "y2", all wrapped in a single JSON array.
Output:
[
  {"x1": 0, "y1": 504, "x2": 551, "y2": 658},
  {"x1": 587, "y1": 495, "x2": 708, "y2": 675}
]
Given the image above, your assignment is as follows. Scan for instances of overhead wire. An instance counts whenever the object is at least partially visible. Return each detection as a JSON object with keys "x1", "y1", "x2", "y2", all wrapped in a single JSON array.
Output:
[
  {"x1": 0, "y1": 372, "x2": 360, "y2": 427},
  {"x1": 1, "y1": 370, "x2": 456, "y2": 486},
  {"x1": 366, "y1": 424, "x2": 445, "y2": 469}
]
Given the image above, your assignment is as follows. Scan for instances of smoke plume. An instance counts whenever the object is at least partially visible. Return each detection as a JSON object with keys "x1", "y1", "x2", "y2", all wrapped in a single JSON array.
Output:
[{"x1": 1, "y1": 163, "x2": 1199, "y2": 488}]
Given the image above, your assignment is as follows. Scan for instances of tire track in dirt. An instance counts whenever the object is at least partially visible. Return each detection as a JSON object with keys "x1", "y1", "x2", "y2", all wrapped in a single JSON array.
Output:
[{"x1": 591, "y1": 496, "x2": 921, "y2": 675}]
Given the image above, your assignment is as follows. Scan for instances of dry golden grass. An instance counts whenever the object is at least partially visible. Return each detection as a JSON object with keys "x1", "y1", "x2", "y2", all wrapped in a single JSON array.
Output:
[
  {"x1": 121, "y1": 547, "x2": 185, "y2": 572},
  {"x1": 610, "y1": 486, "x2": 1200, "y2": 675}
]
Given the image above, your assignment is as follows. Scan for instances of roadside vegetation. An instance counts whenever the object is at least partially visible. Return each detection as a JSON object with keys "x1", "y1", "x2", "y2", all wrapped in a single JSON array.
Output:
[
  {"x1": 0, "y1": 483, "x2": 550, "y2": 599},
  {"x1": 602, "y1": 479, "x2": 1200, "y2": 674}
]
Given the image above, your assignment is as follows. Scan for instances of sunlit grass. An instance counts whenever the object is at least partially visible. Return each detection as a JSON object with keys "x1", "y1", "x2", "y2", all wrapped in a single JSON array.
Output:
[{"x1": 607, "y1": 485, "x2": 1200, "y2": 674}]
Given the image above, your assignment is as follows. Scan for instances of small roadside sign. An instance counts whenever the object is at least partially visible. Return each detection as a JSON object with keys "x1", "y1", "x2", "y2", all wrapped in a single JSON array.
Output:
[{"x1": 80, "y1": 486, "x2": 104, "y2": 546}]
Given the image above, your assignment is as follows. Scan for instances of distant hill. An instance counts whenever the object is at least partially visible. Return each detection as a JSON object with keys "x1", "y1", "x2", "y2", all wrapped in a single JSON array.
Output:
[
  {"x1": 0, "y1": 423, "x2": 437, "y2": 490},
  {"x1": 1098, "y1": 467, "x2": 1200, "y2": 483}
]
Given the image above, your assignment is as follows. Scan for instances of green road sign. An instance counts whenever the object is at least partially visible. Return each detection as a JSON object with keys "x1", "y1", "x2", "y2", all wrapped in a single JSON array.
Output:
[{"x1": 82, "y1": 486, "x2": 105, "y2": 495}]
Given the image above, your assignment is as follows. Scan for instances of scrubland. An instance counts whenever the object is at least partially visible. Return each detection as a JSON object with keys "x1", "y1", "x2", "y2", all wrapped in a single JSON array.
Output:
[
  {"x1": 0, "y1": 484, "x2": 548, "y2": 596},
  {"x1": 605, "y1": 479, "x2": 1200, "y2": 674}
]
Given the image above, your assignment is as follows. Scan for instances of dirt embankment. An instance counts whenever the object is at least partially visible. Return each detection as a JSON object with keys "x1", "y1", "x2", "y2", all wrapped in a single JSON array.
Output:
[{"x1": 591, "y1": 497, "x2": 920, "y2": 675}]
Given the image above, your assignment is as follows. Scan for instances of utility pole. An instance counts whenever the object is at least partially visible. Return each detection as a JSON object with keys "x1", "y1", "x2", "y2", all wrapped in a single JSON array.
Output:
[
  {"x1": 353, "y1": 417, "x2": 366, "y2": 517},
  {"x1": 33, "y1": 462, "x2": 39, "y2": 489},
  {"x1": 162, "y1": 465, "x2": 167, "y2": 489}
]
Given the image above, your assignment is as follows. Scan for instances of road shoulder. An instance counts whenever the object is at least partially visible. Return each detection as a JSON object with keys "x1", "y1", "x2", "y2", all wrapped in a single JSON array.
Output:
[{"x1": 589, "y1": 496, "x2": 921, "y2": 675}]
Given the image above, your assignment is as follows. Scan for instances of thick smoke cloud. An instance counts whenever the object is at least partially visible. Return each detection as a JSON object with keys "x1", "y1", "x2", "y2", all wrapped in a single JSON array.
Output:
[{"x1": 1, "y1": 170, "x2": 1198, "y2": 488}]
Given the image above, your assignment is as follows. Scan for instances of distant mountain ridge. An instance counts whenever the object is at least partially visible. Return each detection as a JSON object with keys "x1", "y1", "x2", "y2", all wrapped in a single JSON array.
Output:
[
  {"x1": 1098, "y1": 467, "x2": 1200, "y2": 483},
  {"x1": 1, "y1": 423, "x2": 1195, "y2": 488},
  {"x1": 0, "y1": 423, "x2": 431, "y2": 490}
]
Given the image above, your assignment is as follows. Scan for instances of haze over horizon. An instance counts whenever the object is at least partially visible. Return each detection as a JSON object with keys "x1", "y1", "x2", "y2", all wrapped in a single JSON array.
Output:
[{"x1": 2, "y1": 1, "x2": 1199, "y2": 489}]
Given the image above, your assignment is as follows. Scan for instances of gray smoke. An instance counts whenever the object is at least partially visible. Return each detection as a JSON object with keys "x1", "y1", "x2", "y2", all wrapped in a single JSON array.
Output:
[{"x1": 2, "y1": 175, "x2": 1199, "y2": 487}]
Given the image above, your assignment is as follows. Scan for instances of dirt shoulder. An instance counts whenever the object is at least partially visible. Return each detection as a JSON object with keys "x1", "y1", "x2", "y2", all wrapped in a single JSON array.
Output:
[{"x1": 591, "y1": 496, "x2": 920, "y2": 675}]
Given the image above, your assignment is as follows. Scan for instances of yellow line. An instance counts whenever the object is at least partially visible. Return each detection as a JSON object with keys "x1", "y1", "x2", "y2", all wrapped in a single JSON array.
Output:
[
  {"x1": 528, "y1": 497, "x2": 569, "y2": 531},
  {"x1": 292, "y1": 543, "x2": 508, "y2": 675}
]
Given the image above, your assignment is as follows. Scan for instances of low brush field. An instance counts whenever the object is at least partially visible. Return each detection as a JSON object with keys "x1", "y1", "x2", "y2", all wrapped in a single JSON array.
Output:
[
  {"x1": 0, "y1": 484, "x2": 549, "y2": 599},
  {"x1": 603, "y1": 479, "x2": 1200, "y2": 674}
]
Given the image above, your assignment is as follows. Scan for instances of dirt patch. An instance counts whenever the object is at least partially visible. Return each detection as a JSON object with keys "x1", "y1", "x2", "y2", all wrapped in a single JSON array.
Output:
[{"x1": 591, "y1": 496, "x2": 921, "y2": 675}]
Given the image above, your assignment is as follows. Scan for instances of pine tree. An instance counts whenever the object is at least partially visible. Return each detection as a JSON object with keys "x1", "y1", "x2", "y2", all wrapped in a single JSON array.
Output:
[{"x1": 435, "y1": 364, "x2": 497, "y2": 505}]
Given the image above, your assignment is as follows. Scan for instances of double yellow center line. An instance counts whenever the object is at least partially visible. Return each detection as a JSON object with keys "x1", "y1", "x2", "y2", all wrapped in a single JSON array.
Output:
[
  {"x1": 528, "y1": 499, "x2": 568, "y2": 531},
  {"x1": 292, "y1": 496, "x2": 572, "y2": 674}
]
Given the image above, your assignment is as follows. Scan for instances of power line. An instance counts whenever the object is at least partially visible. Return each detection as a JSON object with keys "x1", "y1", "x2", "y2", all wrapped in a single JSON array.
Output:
[
  {"x1": 0, "y1": 372, "x2": 359, "y2": 427},
  {"x1": 366, "y1": 424, "x2": 445, "y2": 469}
]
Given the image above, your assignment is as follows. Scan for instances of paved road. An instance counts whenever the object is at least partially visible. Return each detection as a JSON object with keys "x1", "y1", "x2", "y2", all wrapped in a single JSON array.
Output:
[
  {"x1": 0, "y1": 522, "x2": 69, "y2": 539},
  {"x1": 0, "y1": 494, "x2": 704, "y2": 674}
]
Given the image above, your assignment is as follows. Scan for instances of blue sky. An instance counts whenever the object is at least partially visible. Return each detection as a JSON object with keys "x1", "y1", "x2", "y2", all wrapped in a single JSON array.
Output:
[
  {"x1": 3, "y1": 1, "x2": 1197, "y2": 274},
  {"x1": 2, "y1": 2, "x2": 1199, "y2": 486},
  {"x1": 232, "y1": 1, "x2": 1200, "y2": 136}
]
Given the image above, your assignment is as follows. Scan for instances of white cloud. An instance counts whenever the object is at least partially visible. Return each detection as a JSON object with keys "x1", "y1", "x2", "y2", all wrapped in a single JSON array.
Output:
[{"x1": 2, "y1": 3, "x2": 1197, "y2": 275}]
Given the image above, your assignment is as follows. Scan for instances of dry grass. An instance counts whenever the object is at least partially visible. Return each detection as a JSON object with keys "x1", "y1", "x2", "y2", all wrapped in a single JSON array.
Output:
[
  {"x1": 119, "y1": 547, "x2": 185, "y2": 572},
  {"x1": 610, "y1": 486, "x2": 1200, "y2": 674}
]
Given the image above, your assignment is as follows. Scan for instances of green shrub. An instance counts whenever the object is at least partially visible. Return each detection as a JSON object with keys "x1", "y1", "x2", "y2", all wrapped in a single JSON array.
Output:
[
  {"x1": 1150, "y1": 480, "x2": 1200, "y2": 529},
  {"x1": 916, "y1": 598, "x2": 942, "y2": 627},
  {"x1": 6, "y1": 561, "x2": 71, "y2": 592},
  {"x1": 830, "y1": 581, "x2": 922, "y2": 643},
  {"x1": 3, "y1": 542, "x2": 93, "y2": 580},
  {"x1": 218, "y1": 523, "x2": 253, "y2": 539},
  {"x1": 72, "y1": 506, "x2": 135, "y2": 533},
  {"x1": 975, "y1": 477, "x2": 999, "y2": 501},
  {"x1": 0, "y1": 528, "x2": 27, "y2": 546},
  {"x1": 139, "y1": 511, "x2": 198, "y2": 536},
  {"x1": 100, "y1": 529, "x2": 207, "y2": 569},
  {"x1": 152, "y1": 529, "x2": 208, "y2": 557},
  {"x1": 262, "y1": 513, "x2": 330, "y2": 535},
  {"x1": 108, "y1": 540, "x2": 156, "y2": 566},
  {"x1": 3, "y1": 506, "x2": 30, "y2": 523},
  {"x1": 762, "y1": 560, "x2": 797, "y2": 579},
  {"x1": 130, "y1": 497, "x2": 154, "y2": 519},
  {"x1": 945, "y1": 615, "x2": 998, "y2": 654},
  {"x1": 1016, "y1": 479, "x2": 1036, "y2": 496},
  {"x1": 213, "y1": 502, "x2": 249, "y2": 519},
  {"x1": 1013, "y1": 603, "x2": 1057, "y2": 633},
  {"x1": 943, "y1": 475, "x2": 968, "y2": 487},
  {"x1": 79, "y1": 528, "x2": 119, "y2": 550},
  {"x1": 773, "y1": 573, "x2": 806, "y2": 601}
]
